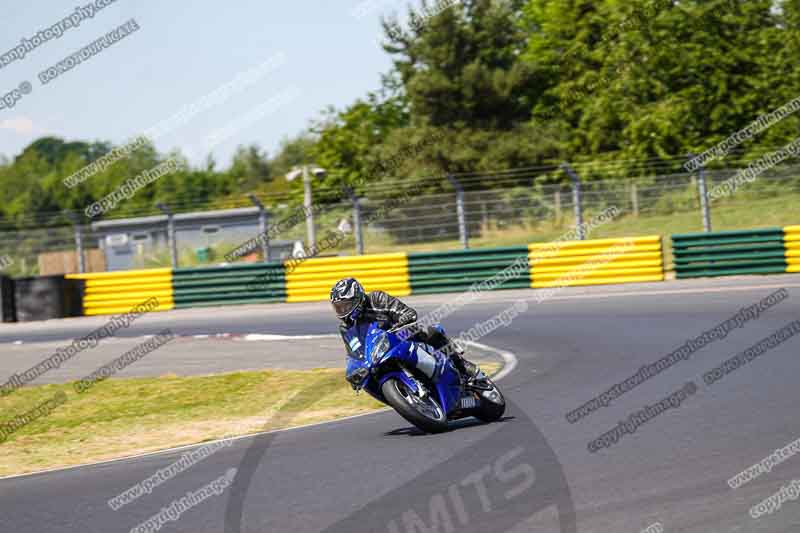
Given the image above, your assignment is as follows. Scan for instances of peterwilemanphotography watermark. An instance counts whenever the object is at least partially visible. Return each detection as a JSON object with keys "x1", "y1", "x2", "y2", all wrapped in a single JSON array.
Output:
[
  {"x1": 74, "y1": 329, "x2": 175, "y2": 394},
  {"x1": 0, "y1": 1, "x2": 121, "y2": 71},
  {"x1": 130, "y1": 468, "x2": 237, "y2": 533},
  {"x1": 566, "y1": 288, "x2": 788, "y2": 423},
  {"x1": 0, "y1": 297, "x2": 160, "y2": 397}
]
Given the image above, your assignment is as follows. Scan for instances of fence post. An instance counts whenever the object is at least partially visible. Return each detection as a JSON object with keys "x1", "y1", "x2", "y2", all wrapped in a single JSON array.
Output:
[
  {"x1": 248, "y1": 193, "x2": 270, "y2": 262},
  {"x1": 302, "y1": 166, "x2": 317, "y2": 251},
  {"x1": 560, "y1": 162, "x2": 585, "y2": 240},
  {"x1": 631, "y1": 182, "x2": 639, "y2": 217},
  {"x1": 554, "y1": 190, "x2": 562, "y2": 224},
  {"x1": 688, "y1": 153, "x2": 712, "y2": 232},
  {"x1": 344, "y1": 186, "x2": 364, "y2": 255},
  {"x1": 446, "y1": 175, "x2": 469, "y2": 249},
  {"x1": 65, "y1": 211, "x2": 85, "y2": 273},
  {"x1": 156, "y1": 203, "x2": 178, "y2": 268}
]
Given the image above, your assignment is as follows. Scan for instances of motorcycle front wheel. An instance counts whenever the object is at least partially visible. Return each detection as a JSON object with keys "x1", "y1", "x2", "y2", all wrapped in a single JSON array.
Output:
[
  {"x1": 473, "y1": 378, "x2": 506, "y2": 423},
  {"x1": 381, "y1": 378, "x2": 449, "y2": 434}
]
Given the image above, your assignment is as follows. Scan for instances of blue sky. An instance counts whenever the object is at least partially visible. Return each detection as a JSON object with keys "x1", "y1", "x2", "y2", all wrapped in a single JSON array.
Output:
[{"x1": 0, "y1": 0, "x2": 405, "y2": 167}]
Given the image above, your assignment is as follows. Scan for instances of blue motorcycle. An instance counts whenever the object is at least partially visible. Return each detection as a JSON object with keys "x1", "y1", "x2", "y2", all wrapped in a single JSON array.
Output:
[{"x1": 344, "y1": 322, "x2": 506, "y2": 433}]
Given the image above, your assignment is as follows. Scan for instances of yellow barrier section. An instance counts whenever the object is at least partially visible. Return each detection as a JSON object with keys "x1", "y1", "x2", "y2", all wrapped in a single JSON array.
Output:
[
  {"x1": 529, "y1": 236, "x2": 664, "y2": 288},
  {"x1": 285, "y1": 253, "x2": 410, "y2": 303},
  {"x1": 66, "y1": 268, "x2": 174, "y2": 316},
  {"x1": 785, "y1": 226, "x2": 800, "y2": 273}
]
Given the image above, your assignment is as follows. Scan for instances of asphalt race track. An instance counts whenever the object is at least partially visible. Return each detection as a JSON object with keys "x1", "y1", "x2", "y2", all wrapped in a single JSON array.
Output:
[{"x1": 2, "y1": 275, "x2": 800, "y2": 532}]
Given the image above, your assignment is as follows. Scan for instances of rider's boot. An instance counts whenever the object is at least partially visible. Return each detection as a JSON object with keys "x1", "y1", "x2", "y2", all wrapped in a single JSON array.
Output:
[{"x1": 447, "y1": 343, "x2": 482, "y2": 382}]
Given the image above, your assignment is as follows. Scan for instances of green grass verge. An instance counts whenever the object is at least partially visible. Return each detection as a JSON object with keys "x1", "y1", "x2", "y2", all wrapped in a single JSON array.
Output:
[
  {"x1": 0, "y1": 369, "x2": 383, "y2": 477},
  {"x1": 0, "y1": 362, "x2": 501, "y2": 477}
]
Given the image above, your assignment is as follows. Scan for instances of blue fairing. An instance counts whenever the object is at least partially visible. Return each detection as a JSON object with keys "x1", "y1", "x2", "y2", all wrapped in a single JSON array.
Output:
[{"x1": 343, "y1": 322, "x2": 463, "y2": 416}]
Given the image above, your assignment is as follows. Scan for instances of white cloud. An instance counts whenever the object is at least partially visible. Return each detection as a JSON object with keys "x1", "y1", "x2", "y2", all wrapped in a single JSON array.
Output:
[{"x1": 0, "y1": 117, "x2": 37, "y2": 135}]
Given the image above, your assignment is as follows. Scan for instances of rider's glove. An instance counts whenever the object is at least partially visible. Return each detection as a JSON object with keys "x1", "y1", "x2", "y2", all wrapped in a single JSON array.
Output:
[{"x1": 346, "y1": 367, "x2": 369, "y2": 390}]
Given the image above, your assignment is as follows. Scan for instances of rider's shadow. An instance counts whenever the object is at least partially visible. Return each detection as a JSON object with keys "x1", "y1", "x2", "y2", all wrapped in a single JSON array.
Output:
[{"x1": 384, "y1": 416, "x2": 516, "y2": 437}]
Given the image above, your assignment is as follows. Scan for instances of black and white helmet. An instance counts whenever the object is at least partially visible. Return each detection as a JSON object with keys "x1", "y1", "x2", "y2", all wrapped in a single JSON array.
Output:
[{"x1": 330, "y1": 278, "x2": 366, "y2": 321}]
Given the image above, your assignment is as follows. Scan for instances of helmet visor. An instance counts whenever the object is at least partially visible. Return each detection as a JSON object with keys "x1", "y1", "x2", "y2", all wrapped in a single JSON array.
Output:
[{"x1": 333, "y1": 299, "x2": 357, "y2": 318}]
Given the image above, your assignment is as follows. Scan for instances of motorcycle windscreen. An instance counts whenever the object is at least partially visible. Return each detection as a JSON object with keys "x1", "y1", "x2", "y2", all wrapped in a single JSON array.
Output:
[{"x1": 341, "y1": 321, "x2": 377, "y2": 361}]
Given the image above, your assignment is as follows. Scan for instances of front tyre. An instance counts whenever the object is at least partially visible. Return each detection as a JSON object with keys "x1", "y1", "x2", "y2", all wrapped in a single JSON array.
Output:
[
  {"x1": 473, "y1": 378, "x2": 506, "y2": 423},
  {"x1": 381, "y1": 378, "x2": 448, "y2": 434}
]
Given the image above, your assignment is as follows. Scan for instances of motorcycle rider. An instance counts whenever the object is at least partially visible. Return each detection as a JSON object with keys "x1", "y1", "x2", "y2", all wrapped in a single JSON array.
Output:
[{"x1": 330, "y1": 278, "x2": 481, "y2": 386}]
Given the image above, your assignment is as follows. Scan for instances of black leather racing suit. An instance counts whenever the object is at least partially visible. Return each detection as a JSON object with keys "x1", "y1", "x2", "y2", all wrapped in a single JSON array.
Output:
[{"x1": 338, "y1": 290, "x2": 470, "y2": 371}]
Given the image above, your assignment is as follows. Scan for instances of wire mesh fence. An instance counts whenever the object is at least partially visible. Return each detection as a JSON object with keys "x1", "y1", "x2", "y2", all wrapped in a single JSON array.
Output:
[{"x1": 1, "y1": 162, "x2": 798, "y2": 276}]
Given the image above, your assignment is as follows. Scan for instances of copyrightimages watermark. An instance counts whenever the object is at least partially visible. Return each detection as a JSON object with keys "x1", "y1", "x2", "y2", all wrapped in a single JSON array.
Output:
[
  {"x1": 0, "y1": 297, "x2": 159, "y2": 397},
  {"x1": 707, "y1": 136, "x2": 800, "y2": 200},
  {"x1": 0, "y1": 391, "x2": 68, "y2": 444},
  {"x1": 728, "y1": 435, "x2": 800, "y2": 490},
  {"x1": 85, "y1": 159, "x2": 182, "y2": 218},
  {"x1": 0, "y1": 255, "x2": 12, "y2": 269},
  {"x1": 566, "y1": 288, "x2": 788, "y2": 423},
  {"x1": 75, "y1": 330, "x2": 175, "y2": 394},
  {"x1": 0, "y1": 1, "x2": 120, "y2": 71},
  {"x1": 449, "y1": 300, "x2": 529, "y2": 355},
  {"x1": 588, "y1": 381, "x2": 697, "y2": 452},
  {"x1": 641, "y1": 522, "x2": 664, "y2": 533},
  {"x1": 63, "y1": 52, "x2": 287, "y2": 188},
  {"x1": 686, "y1": 94, "x2": 800, "y2": 171},
  {"x1": 130, "y1": 468, "x2": 237, "y2": 533},
  {"x1": 587, "y1": 302, "x2": 799, "y2": 454},
  {"x1": 108, "y1": 433, "x2": 232, "y2": 510},
  {"x1": 750, "y1": 479, "x2": 800, "y2": 519}
]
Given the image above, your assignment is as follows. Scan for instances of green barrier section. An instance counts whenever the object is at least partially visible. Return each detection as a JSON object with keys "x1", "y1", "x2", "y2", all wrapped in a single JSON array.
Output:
[
  {"x1": 672, "y1": 228, "x2": 788, "y2": 278},
  {"x1": 408, "y1": 246, "x2": 530, "y2": 295},
  {"x1": 172, "y1": 263, "x2": 286, "y2": 309}
]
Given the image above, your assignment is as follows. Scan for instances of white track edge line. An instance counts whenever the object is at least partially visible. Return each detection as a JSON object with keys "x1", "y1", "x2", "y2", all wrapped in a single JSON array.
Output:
[{"x1": 0, "y1": 340, "x2": 518, "y2": 481}]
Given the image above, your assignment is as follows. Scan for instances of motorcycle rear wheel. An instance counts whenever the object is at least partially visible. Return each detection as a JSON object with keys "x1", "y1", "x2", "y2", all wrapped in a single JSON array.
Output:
[{"x1": 382, "y1": 378, "x2": 449, "y2": 434}]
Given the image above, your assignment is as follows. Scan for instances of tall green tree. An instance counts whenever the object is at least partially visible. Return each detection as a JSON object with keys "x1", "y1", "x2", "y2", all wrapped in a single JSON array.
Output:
[{"x1": 227, "y1": 144, "x2": 272, "y2": 192}]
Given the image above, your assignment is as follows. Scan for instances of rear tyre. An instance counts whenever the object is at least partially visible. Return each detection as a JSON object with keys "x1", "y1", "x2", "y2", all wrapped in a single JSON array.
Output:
[
  {"x1": 381, "y1": 378, "x2": 449, "y2": 434},
  {"x1": 473, "y1": 378, "x2": 506, "y2": 423}
]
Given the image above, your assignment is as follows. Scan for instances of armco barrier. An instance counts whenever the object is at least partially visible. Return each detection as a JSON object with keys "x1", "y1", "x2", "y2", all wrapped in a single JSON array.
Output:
[
  {"x1": 408, "y1": 247, "x2": 530, "y2": 295},
  {"x1": 0, "y1": 275, "x2": 15, "y2": 322},
  {"x1": 786, "y1": 226, "x2": 800, "y2": 273},
  {"x1": 13, "y1": 275, "x2": 83, "y2": 321},
  {"x1": 172, "y1": 263, "x2": 286, "y2": 308},
  {"x1": 285, "y1": 253, "x2": 409, "y2": 303},
  {"x1": 529, "y1": 236, "x2": 664, "y2": 287},
  {"x1": 672, "y1": 228, "x2": 787, "y2": 278},
  {"x1": 66, "y1": 268, "x2": 174, "y2": 316}
]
